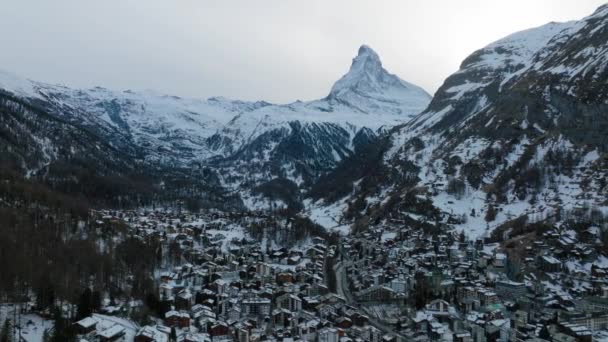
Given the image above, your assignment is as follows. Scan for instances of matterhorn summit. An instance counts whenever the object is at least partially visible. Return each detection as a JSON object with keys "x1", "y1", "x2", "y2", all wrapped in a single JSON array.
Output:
[
  {"x1": 0, "y1": 43, "x2": 432, "y2": 209},
  {"x1": 329, "y1": 45, "x2": 387, "y2": 97},
  {"x1": 328, "y1": 45, "x2": 431, "y2": 116}
]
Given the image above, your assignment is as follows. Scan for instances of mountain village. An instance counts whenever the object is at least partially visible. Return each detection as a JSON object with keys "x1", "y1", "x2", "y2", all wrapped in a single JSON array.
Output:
[
  {"x1": 1, "y1": 3, "x2": 608, "y2": 342},
  {"x1": 4, "y1": 207, "x2": 601, "y2": 342}
]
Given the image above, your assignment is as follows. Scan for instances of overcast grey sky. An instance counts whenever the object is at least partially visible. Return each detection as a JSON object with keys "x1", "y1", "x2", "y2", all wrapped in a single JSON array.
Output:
[{"x1": 0, "y1": 0, "x2": 605, "y2": 103}]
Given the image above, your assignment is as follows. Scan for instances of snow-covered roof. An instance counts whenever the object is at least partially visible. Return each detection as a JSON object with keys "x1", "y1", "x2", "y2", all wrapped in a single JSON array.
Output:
[
  {"x1": 97, "y1": 324, "x2": 125, "y2": 339},
  {"x1": 75, "y1": 317, "x2": 98, "y2": 329}
]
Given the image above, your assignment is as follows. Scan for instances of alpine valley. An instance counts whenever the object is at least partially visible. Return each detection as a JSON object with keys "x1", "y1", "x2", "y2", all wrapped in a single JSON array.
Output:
[
  {"x1": 2, "y1": 4, "x2": 608, "y2": 342},
  {"x1": 3, "y1": 7, "x2": 607, "y2": 239}
]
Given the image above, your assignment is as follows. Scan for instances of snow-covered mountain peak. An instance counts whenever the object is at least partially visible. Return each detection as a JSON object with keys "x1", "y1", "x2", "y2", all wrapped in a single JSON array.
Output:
[
  {"x1": 351, "y1": 44, "x2": 383, "y2": 73},
  {"x1": 0, "y1": 69, "x2": 40, "y2": 98},
  {"x1": 327, "y1": 45, "x2": 431, "y2": 117},
  {"x1": 329, "y1": 45, "x2": 389, "y2": 97},
  {"x1": 0, "y1": 44, "x2": 432, "y2": 195},
  {"x1": 464, "y1": 21, "x2": 573, "y2": 72},
  {"x1": 357, "y1": 44, "x2": 380, "y2": 59}
]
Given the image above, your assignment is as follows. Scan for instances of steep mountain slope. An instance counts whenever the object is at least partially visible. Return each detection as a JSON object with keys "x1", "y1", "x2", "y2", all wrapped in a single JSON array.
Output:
[
  {"x1": 206, "y1": 46, "x2": 430, "y2": 209},
  {"x1": 0, "y1": 70, "x2": 272, "y2": 164},
  {"x1": 0, "y1": 90, "x2": 152, "y2": 205},
  {"x1": 0, "y1": 46, "x2": 431, "y2": 210},
  {"x1": 0, "y1": 89, "x2": 242, "y2": 209},
  {"x1": 314, "y1": 5, "x2": 608, "y2": 238}
]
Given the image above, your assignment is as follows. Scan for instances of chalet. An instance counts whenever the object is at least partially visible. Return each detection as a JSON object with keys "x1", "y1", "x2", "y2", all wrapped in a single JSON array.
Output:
[
  {"x1": 429, "y1": 321, "x2": 445, "y2": 340},
  {"x1": 312, "y1": 236, "x2": 326, "y2": 245},
  {"x1": 159, "y1": 283, "x2": 174, "y2": 300},
  {"x1": 97, "y1": 325, "x2": 125, "y2": 342},
  {"x1": 318, "y1": 328, "x2": 339, "y2": 342},
  {"x1": 226, "y1": 306, "x2": 241, "y2": 322},
  {"x1": 276, "y1": 293, "x2": 302, "y2": 312},
  {"x1": 209, "y1": 322, "x2": 230, "y2": 338},
  {"x1": 426, "y1": 299, "x2": 452, "y2": 318},
  {"x1": 453, "y1": 331, "x2": 472, "y2": 342},
  {"x1": 479, "y1": 289, "x2": 499, "y2": 307},
  {"x1": 355, "y1": 286, "x2": 396, "y2": 302},
  {"x1": 176, "y1": 288, "x2": 194, "y2": 310},
  {"x1": 495, "y1": 280, "x2": 526, "y2": 301},
  {"x1": 276, "y1": 272, "x2": 294, "y2": 284},
  {"x1": 164, "y1": 310, "x2": 190, "y2": 328},
  {"x1": 316, "y1": 303, "x2": 338, "y2": 320},
  {"x1": 539, "y1": 255, "x2": 562, "y2": 272},
  {"x1": 183, "y1": 332, "x2": 211, "y2": 342},
  {"x1": 272, "y1": 308, "x2": 293, "y2": 328},
  {"x1": 241, "y1": 297, "x2": 271, "y2": 317},
  {"x1": 235, "y1": 327, "x2": 250, "y2": 342},
  {"x1": 288, "y1": 255, "x2": 302, "y2": 265},
  {"x1": 349, "y1": 312, "x2": 369, "y2": 327},
  {"x1": 134, "y1": 326, "x2": 169, "y2": 342},
  {"x1": 298, "y1": 319, "x2": 321, "y2": 341},
  {"x1": 74, "y1": 317, "x2": 98, "y2": 335},
  {"x1": 493, "y1": 253, "x2": 507, "y2": 268},
  {"x1": 335, "y1": 317, "x2": 353, "y2": 329}
]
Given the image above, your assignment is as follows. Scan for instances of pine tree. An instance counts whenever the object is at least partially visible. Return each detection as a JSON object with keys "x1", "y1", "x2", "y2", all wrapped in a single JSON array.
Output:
[
  {"x1": 170, "y1": 327, "x2": 177, "y2": 342},
  {"x1": 91, "y1": 291, "x2": 101, "y2": 313},
  {"x1": 76, "y1": 288, "x2": 93, "y2": 319},
  {"x1": 42, "y1": 329, "x2": 50, "y2": 342},
  {"x1": 51, "y1": 306, "x2": 73, "y2": 342},
  {"x1": 0, "y1": 319, "x2": 12, "y2": 342},
  {"x1": 485, "y1": 205, "x2": 497, "y2": 222},
  {"x1": 538, "y1": 325, "x2": 551, "y2": 340},
  {"x1": 156, "y1": 245, "x2": 163, "y2": 266}
]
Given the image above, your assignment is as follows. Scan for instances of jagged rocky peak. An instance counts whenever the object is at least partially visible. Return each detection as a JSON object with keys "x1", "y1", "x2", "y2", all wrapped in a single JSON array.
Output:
[
  {"x1": 345, "y1": 44, "x2": 384, "y2": 78},
  {"x1": 330, "y1": 44, "x2": 408, "y2": 96},
  {"x1": 327, "y1": 44, "x2": 431, "y2": 116}
]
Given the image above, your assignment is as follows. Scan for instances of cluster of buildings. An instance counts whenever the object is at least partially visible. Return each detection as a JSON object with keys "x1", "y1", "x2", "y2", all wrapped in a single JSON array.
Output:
[
  {"x1": 336, "y1": 222, "x2": 608, "y2": 341},
  {"x1": 73, "y1": 209, "x2": 608, "y2": 341}
]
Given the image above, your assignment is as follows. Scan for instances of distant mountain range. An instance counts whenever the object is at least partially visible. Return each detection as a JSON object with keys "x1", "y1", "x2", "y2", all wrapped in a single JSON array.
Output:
[
  {"x1": 0, "y1": 44, "x2": 430, "y2": 210},
  {"x1": 1, "y1": 5, "x2": 607, "y2": 238}
]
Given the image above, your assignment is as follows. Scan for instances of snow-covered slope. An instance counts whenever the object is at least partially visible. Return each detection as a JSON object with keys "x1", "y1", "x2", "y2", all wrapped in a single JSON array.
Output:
[
  {"x1": 205, "y1": 46, "x2": 431, "y2": 204},
  {"x1": 328, "y1": 45, "x2": 431, "y2": 116},
  {"x1": 313, "y1": 6, "x2": 608, "y2": 238},
  {"x1": 0, "y1": 45, "x2": 431, "y2": 211},
  {"x1": 216, "y1": 45, "x2": 431, "y2": 152},
  {"x1": 405, "y1": 21, "x2": 576, "y2": 136},
  {"x1": 0, "y1": 74, "x2": 273, "y2": 164}
]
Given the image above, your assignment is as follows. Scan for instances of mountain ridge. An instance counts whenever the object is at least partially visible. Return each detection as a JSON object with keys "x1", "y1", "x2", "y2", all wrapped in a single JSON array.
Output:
[
  {"x1": 2, "y1": 5, "x2": 607, "y2": 237},
  {"x1": 0, "y1": 45, "x2": 432, "y2": 211},
  {"x1": 310, "y1": 6, "x2": 608, "y2": 238}
]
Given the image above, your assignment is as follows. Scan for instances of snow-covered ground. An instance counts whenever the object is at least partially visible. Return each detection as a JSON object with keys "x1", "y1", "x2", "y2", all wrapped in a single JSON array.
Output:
[
  {"x1": 206, "y1": 224, "x2": 248, "y2": 252},
  {"x1": 384, "y1": 130, "x2": 608, "y2": 239},
  {"x1": 0, "y1": 305, "x2": 54, "y2": 342},
  {"x1": 91, "y1": 313, "x2": 139, "y2": 342},
  {"x1": 305, "y1": 198, "x2": 351, "y2": 235}
]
